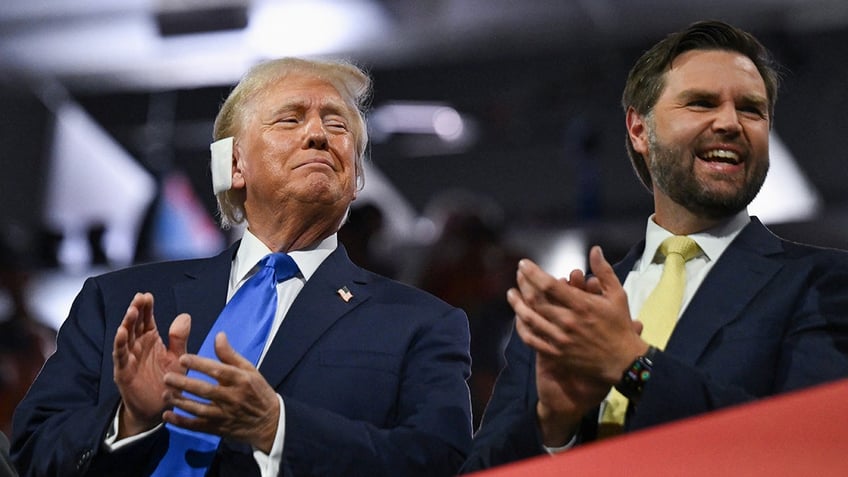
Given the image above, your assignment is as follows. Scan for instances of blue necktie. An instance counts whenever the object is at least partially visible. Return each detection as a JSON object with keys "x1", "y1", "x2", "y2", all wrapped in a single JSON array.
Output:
[{"x1": 151, "y1": 253, "x2": 299, "y2": 476}]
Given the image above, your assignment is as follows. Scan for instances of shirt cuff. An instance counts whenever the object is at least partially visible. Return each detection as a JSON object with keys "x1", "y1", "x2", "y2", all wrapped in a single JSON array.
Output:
[
  {"x1": 543, "y1": 432, "x2": 578, "y2": 454},
  {"x1": 253, "y1": 394, "x2": 285, "y2": 477},
  {"x1": 103, "y1": 402, "x2": 162, "y2": 451}
]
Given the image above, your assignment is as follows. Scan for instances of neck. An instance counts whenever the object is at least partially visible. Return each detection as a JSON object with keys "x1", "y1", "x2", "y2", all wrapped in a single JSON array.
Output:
[
  {"x1": 653, "y1": 196, "x2": 727, "y2": 235},
  {"x1": 248, "y1": 208, "x2": 343, "y2": 253}
]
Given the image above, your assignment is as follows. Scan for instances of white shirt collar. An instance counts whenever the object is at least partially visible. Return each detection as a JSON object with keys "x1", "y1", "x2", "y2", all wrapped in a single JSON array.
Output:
[
  {"x1": 233, "y1": 229, "x2": 337, "y2": 284},
  {"x1": 638, "y1": 210, "x2": 751, "y2": 271}
]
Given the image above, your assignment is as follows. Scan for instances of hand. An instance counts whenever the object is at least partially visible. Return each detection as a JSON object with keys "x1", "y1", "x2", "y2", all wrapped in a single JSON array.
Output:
[
  {"x1": 113, "y1": 292, "x2": 191, "y2": 438},
  {"x1": 533, "y1": 353, "x2": 611, "y2": 447},
  {"x1": 503, "y1": 265, "x2": 609, "y2": 445},
  {"x1": 510, "y1": 247, "x2": 648, "y2": 384},
  {"x1": 508, "y1": 248, "x2": 649, "y2": 444},
  {"x1": 162, "y1": 333, "x2": 280, "y2": 454}
]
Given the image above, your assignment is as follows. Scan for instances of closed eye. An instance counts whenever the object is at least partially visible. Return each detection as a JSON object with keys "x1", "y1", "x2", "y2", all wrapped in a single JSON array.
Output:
[
  {"x1": 687, "y1": 99, "x2": 715, "y2": 110},
  {"x1": 738, "y1": 104, "x2": 767, "y2": 119},
  {"x1": 324, "y1": 119, "x2": 349, "y2": 131}
]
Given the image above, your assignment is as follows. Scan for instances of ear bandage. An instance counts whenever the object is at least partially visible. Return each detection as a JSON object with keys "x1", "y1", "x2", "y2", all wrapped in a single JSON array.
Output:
[{"x1": 210, "y1": 137, "x2": 234, "y2": 193}]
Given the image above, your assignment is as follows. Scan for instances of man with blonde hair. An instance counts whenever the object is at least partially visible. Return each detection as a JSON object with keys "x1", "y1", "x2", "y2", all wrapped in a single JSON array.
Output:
[{"x1": 13, "y1": 57, "x2": 472, "y2": 477}]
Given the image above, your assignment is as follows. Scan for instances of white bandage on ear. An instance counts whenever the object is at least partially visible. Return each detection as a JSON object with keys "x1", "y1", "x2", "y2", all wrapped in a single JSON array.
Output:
[{"x1": 210, "y1": 136, "x2": 234, "y2": 193}]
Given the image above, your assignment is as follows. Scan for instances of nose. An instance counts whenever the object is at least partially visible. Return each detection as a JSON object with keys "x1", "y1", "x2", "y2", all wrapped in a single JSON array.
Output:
[
  {"x1": 304, "y1": 118, "x2": 328, "y2": 150},
  {"x1": 712, "y1": 102, "x2": 741, "y2": 136}
]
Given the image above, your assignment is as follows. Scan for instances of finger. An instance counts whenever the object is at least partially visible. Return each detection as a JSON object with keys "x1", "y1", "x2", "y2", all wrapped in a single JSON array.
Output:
[
  {"x1": 631, "y1": 320, "x2": 644, "y2": 336},
  {"x1": 162, "y1": 408, "x2": 193, "y2": 429},
  {"x1": 162, "y1": 407, "x2": 212, "y2": 433},
  {"x1": 508, "y1": 288, "x2": 567, "y2": 352},
  {"x1": 168, "y1": 313, "x2": 191, "y2": 356},
  {"x1": 514, "y1": 314, "x2": 560, "y2": 357},
  {"x1": 122, "y1": 296, "x2": 142, "y2": 345},
  {"x1": 515, "y1": 260, "x2": 559, "y2": 307},
  {"x1": 139, "y1": 293, "x2": 156, "y2": 334},
  {"x1": 585, "y1": 276, "x2": 603, "y2": 295},
  {"x1": 130, "y1": 293, "x2": 150, "y2": 340},
  {"x1": 113, "y1": 325, "x2": 129, "y2": 368},
  {"x1": 178, "y1": 353, "x2": 228, "y2": 386},
  {"x1": 214, "y1": 333, "x2": 254, "y2": 370},
  {"x1": 568, "y1": 269, "x2": 587, "y2": 290},
  {"x1": 164, "y1": 388, "x2": 219, "y2": 418},
  {"x1": 587, "y1": 246, "x2": 623, "y2": 294},
  {"x1": 164, "y1": 371, "x2": 218, "y2": 400},
  {"x1": 518, "y1": 259, "x2": 583, "y2": 308},
  {"x1": 118, "y1": 299, "x2": 139, "y2": 345}
]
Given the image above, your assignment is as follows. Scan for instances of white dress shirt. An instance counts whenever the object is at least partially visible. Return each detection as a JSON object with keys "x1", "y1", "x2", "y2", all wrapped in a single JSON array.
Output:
[
  {"x1": 622, "y1": 211, "x2": 750, "y2": 320},
  {"x1": 106, "y1": 229, "x2": 336, "y2": 477}
]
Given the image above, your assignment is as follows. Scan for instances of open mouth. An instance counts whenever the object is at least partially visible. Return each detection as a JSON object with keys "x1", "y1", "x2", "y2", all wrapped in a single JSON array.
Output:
[{"x1": 698, "y1": 149, "x2": 741, "y2": 165}]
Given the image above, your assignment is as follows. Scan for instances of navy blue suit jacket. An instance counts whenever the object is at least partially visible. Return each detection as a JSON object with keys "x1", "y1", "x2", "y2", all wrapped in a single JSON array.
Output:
[
  {"x1": 12, "y1": 243, "x2": 472, "y2": 477},
  {"x1": 461, "y1": 218, "x2": 848, "y2": 472}
]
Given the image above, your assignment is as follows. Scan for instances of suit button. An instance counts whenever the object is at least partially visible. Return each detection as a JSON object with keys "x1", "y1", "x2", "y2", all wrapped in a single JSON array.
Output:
[{"x1": 76, "y1": 449, "x2": 92, "y2": 470}]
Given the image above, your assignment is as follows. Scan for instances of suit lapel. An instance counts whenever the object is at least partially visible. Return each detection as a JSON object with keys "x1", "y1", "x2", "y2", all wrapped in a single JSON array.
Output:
[
  {"x1": 259, "y1": 245, "x2": 371, "y2": 388},
  {"x1": 665, "y1": 218, "x2": 785, "y2": 364},
  {"x1": 172, "y1": 242, "x2": 238, "y2": 354},
  {"x1": 613, "y1": 241, "x2": 644, "y2": 284}
]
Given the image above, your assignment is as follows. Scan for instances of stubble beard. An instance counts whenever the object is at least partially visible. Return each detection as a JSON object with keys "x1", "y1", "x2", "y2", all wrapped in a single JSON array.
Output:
[{"x1": 647, "y1": 127, "x2": 768, "y2": 220}]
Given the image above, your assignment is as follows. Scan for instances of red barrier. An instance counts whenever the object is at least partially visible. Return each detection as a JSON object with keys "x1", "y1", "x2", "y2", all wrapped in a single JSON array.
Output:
[{"x1": 468, "y1": 378, "x2": 848, "y2": 477}]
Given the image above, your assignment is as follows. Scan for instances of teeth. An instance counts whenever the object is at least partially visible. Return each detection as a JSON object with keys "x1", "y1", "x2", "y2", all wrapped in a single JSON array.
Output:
[{"x1": 701, "y1": 149, "x2": 739, "y2": 162}]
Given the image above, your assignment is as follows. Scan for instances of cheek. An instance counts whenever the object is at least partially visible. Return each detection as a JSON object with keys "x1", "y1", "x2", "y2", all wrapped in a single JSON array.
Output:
[
  {"x1": 663, "y1": 121, "x2": 699, "y2": 143},
  {"x1": 752, "y1": 128, "x2": 770, "y2": 151}
]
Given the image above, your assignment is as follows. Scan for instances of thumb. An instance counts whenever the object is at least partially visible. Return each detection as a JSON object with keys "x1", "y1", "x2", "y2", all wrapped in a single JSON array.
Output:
[
  {"x1": 168, "y1": 313, "x2": 191, "y2": 356},
  {"x1": 588, "y1": 246, "x2": 622, "y2": 293}
]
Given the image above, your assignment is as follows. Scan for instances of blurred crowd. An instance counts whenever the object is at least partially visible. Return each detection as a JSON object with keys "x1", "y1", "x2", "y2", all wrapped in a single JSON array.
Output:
[{"x1": 0, "y1": 239, "x2": 56, "y2": 437}]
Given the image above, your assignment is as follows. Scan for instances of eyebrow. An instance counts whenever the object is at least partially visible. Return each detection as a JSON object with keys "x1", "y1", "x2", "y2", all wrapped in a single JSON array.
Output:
[
  {"x1": 677, "y1": 89, "x2": 769, "y2": 110},
  {"x1": 269, "y1": 97, "x2": 353, "y2": 118}
]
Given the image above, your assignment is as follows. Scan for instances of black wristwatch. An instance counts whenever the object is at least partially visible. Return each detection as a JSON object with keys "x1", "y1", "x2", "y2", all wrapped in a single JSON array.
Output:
[{"x1": 614, "y1": 346, "x2": 659, "y2": 402}]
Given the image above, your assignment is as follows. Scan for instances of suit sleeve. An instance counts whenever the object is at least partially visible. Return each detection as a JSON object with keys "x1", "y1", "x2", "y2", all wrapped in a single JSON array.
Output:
[
  {"x1": 1, "y1": 431, "x2": 18, "y2": 477},
  {"x1": 459, "y1": 328, "x2": 548, "y2": 473},
  {"x1": 10, "y1": 277, "x2": 166, "y2": 477},
  {"x1": 272, "y1": 306, "x2": 471, "y2": 477}
]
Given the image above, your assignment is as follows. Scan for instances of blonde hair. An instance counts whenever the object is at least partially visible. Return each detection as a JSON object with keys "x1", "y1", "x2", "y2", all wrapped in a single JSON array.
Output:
[{"x1": 212, "y1": 57, "x2": 371, "y2": 228}]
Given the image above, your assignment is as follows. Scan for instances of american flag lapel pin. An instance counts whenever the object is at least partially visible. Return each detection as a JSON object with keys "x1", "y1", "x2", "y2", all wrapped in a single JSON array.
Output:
[{"x1": 337, "y1": 286, "x2": 353, "y2": 303}]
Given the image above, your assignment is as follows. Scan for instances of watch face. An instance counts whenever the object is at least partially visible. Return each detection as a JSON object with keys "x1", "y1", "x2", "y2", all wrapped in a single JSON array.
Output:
[{"x1": 616, "y1": 348, "x2": 657, "y2": 401}]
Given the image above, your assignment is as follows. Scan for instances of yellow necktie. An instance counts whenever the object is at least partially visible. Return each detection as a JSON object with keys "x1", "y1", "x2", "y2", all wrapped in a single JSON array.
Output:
[{"x1": 599, "y1": 236, "x2": 701, "y2": 436}]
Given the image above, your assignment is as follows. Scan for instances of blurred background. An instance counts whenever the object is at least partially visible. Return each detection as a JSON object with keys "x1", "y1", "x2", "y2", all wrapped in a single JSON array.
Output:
[{"x1": 2, "y1": 0, "x2": 848, "y2": 431}]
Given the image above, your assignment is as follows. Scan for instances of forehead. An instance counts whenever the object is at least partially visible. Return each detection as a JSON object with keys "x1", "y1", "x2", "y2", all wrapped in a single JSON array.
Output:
[
  {"x1": 661, "y1": 49, "x2": 767, "y2": 98},
  {"x1": 253, "y1": 72, "x2": 351, "y2": 113}
]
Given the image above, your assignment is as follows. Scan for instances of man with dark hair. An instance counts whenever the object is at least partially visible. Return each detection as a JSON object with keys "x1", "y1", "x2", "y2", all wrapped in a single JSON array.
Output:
[{"x1": 462, "y1": 20, "x2": 848, "y2": 471}]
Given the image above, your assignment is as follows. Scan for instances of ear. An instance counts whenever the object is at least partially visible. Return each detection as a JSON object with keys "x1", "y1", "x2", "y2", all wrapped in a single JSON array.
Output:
[
  {"x1": 231, "y1": 141, "x2": 246, "y2": 190},
  {"x1": 626, "y1": 107, "x2": 650, "y2": 156}
]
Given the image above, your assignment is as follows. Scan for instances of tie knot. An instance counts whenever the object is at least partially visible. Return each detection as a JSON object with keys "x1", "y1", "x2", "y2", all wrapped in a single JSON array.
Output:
[
  {"x1": 264, "y1": 253, "x2": 299, "y2": 283},
  {"x1": 659, "y1": 235, "x2": 701, "y2": 262}
]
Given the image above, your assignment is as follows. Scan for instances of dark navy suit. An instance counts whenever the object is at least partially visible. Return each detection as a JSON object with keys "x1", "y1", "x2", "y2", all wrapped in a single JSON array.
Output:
[
  {"x1": 462, "y1": 218, "x2": 848, "y2": 472},
  {"x1": 12, "y1": 244, "x2": 472, "y2": 477}
]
